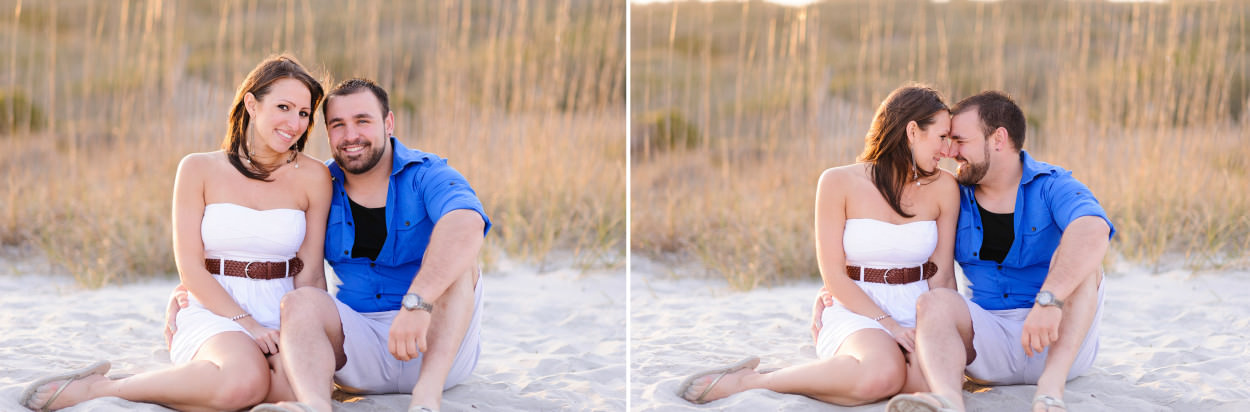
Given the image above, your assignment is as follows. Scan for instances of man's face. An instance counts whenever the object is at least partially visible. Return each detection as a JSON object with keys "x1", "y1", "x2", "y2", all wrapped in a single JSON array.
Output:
[
  {"x1": 325, "y1": 91, "x2": 391, "y2": 175},
  {"x1": 947, "y1": 110, "x2": 992, "y2": 186}
]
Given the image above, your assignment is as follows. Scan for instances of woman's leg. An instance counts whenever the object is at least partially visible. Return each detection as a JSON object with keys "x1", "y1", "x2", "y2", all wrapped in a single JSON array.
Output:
[
  {"x1": 27, "y1": 332, "x2": 271, "y2": 411},
  {"x1": 688, "y1": 329, "x2": 908, "y2": 406}
]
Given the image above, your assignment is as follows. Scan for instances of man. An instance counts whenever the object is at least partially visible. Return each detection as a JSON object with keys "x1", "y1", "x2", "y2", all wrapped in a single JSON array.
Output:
[
  {"x1": 259, "y1": 78, "x2": 489, "y2": 412},
  {"x1": 885, "y1": 91, "x2": 1113, "y2": 412}
]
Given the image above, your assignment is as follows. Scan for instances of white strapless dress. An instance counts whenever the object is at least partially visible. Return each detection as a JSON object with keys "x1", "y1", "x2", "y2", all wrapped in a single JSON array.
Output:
[
  {"x1": 815, "y1": 218, "x2": 938, "y2": 358},
  {"x1": 169, "y1": 203, "x2": 306, "y2": 364}
]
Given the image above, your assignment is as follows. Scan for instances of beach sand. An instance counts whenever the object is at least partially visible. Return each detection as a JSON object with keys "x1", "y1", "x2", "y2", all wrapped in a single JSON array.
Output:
[
  {"x1": 0, "y1": 257, "x2": 624, "y2": 411},
  {"x1": 630, "y1": 260, "x2": 1250, "y2": 411}
]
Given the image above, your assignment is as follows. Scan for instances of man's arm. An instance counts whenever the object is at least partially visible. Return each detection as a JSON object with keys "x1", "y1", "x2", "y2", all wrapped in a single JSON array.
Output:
[
  {"x1": 388, "y1": 209, "x2": 485, "y2": 361},
  {"x1": 1021, "y1": 215, "x2": 1110, "y2": 356},
  {"x1": 1040, "y1": 216, "x2": 1110, "y2": 301}
]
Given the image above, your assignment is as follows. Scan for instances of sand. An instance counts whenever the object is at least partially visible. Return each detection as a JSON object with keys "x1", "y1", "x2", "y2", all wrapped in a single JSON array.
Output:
[
  {"x1": 630, "y1": 259, "x2": 1250, "y2": 411},
  {"x1": 0, "y1": 257, "x2": 624, "y2": 411}
]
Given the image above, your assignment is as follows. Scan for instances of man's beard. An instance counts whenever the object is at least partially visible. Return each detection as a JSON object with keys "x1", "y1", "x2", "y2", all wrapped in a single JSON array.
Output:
[
  {"x1": 334, "y1": 140, "x2": 386, "y2": 174},
  {"x1": 955, "y1": 144, "x2": 991, "y2": 186}
]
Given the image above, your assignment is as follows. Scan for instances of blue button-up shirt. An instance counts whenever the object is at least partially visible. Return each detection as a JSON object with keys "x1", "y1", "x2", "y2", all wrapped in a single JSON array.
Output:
[
  {"x1": 325, "y1": 137, "x2": 491, "y2": 313},
  {"x1": 956, "y1": 150, "x2": 1114, "y2": 310}
]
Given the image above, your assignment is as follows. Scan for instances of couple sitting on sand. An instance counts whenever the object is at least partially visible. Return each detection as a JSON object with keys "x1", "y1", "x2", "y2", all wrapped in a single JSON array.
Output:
[
  {"x1": 678, "y1": 86, "x2": 1113, "y2": 412},
  {"x1": 21, "y1": 56, "x2": 487, "y2": 412}
]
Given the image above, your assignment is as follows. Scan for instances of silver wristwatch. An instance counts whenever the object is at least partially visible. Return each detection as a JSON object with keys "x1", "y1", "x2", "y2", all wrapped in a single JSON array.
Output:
[
  {"x1": 401, "y1": 293, "x2": 433, "y2": 312},
  {"x1": 1035, "y1": 290, "x2": 1064, "y2": 309}
]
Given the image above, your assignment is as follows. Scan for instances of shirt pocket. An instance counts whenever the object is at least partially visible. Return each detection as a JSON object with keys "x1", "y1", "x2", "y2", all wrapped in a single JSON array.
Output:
[
  {"x1": 1017, "y1": 216, "x2": 1058, "y2": 267},
  {"x1": 955, "y1": 211, "x2": 978, "y2": 262},
  {"x1": 389, "y1": 199, "x2": 432, "y2": 265},
  {"x1": 325, "y1": 202, "x2": 349, "y2": 260}
]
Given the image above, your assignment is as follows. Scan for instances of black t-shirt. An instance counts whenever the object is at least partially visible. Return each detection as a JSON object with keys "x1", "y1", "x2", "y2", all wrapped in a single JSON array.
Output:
[
  {"x1": 349, "y1": 197, "x2": 388, "y2": 261},
  {"x1": 978, "y1": 203, "x2": 1014, "y2": 264}
]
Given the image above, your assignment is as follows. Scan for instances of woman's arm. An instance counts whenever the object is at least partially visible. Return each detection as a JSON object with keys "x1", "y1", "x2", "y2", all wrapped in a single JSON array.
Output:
[
  {"x1": 927, "y1": 172, "x2": 960, "y2": 291},
  {"x1": 171, "y1": 154, "x2": 276, "y2": 353},
  {"x1": 293, "y1": 160, "x2": 331, "y2": 291}
]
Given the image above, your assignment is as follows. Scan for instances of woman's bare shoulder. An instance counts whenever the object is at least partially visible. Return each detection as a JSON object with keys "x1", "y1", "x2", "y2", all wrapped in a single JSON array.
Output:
[{"x1": 177, "y1": 150, "x2": 228, "y2": 174}]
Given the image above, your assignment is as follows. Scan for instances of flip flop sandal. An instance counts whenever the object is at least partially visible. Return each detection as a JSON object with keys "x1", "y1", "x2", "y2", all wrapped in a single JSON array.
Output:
[
  {"x1": 886, "y1": 392, "x2": 959, "y2": 412},
  {"x1": 1033, "y1": 395, "x2": 1068, "y2": 411},
  {"x1": 408, "y1": 406, "x2": 440, "y2": 412},
  {"x1": 20, "y1": 360, "x2": 112, "y2": 412},
  {"x1": 676, "y1": 356, "x2": 761, "y2": 404}
]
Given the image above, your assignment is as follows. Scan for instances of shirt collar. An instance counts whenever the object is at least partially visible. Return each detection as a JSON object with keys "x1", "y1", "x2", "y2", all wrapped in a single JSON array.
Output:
[
  {"x1": 1018, "y1": 150, "x2": 1059, "y2": 185},
  {"x1": 387, "y1": 137, "x2": 433, "y2": 176}
]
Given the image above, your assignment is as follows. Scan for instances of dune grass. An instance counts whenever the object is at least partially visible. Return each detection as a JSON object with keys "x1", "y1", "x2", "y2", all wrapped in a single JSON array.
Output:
[
  {"x1": 0, "y1": 0, "x2": 624, "y2": 288},
  {"x1": 631, "y1": 0, "x2": 1250, "y2": 288}
]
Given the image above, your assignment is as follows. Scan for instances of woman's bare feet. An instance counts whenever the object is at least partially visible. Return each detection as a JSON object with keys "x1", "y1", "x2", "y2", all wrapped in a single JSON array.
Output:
[{"x1": 23, "y1": 373, "x2": 110, "y2": 411}]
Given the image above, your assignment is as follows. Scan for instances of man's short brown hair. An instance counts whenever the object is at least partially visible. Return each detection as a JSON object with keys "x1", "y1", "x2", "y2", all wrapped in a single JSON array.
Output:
[{"x1": 952, "y1": 91, "x2": 1026, "y2": 150}]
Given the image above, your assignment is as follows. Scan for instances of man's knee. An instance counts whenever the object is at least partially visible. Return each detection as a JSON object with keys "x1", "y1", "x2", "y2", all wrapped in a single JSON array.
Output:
[
  {"x1": 916, "y1": 289, "x2": 966, "y2": 322},
  {"x1": 280, "y1": 287, "x2": 335, "y2": 323}
]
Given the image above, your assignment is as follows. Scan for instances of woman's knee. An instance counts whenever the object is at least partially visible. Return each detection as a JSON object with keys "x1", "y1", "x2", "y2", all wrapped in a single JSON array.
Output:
[
  {"x1": 208, "y1": 365, "x2": 269, "y2": 410},
  {"x1": 847, "y1": 363, "x2": 906, "y2": 402}
]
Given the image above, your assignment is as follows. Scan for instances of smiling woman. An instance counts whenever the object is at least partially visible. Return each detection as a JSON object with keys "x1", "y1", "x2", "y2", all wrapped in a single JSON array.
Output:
[{"x1": 18, "y1": 55, "x2": 334, "y2": 412}]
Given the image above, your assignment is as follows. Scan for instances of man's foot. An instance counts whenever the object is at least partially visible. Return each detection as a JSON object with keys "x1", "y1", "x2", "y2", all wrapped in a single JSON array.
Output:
[
  {"x1": 250, "y1": 401, "x2": 319, "y2": 412},
  {"x1": 886, "y1": 392, "x2": 960, "y2": 412},
  {"x1": 1032, "y1": 395, "x2": 1067, "y2": 412},
  {"x1": 408, "y1": 384, "x2": 443, "y2": 412}
]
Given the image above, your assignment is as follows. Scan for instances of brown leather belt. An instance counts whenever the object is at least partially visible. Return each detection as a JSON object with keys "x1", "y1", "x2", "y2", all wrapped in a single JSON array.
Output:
[
  {"x1": 846, "y1": 261, "x2": 937, "y2": 285},
  {"x1": 205, "y1": 257, "x2": 303, "y2": 280}
]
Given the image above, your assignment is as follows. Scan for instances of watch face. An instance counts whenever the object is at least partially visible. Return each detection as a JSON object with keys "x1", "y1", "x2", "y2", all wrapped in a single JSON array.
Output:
[
  {"x1": 1037, "y1": 291, "x2": 1053, "y2": 305},
  {"x1": 402, "y1": 294, "x2": 417, "y2": 309}
]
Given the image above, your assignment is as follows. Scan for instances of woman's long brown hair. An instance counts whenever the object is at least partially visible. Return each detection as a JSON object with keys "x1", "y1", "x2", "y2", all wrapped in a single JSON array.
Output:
[
  {"x1": 858, "y1": 84, "x2": 948, "y2": 218},
  {"x1": 222, "y1": 54, "x2": 324, "y2": 181}
]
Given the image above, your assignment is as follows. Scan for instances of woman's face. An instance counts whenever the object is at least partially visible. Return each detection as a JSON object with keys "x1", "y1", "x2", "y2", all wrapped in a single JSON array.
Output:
[
  {"x1": 910, "y1": 111, "x2": 951, "y2": 173},
  {"x1": 246, "y1": 77, "x2": 313, "y2": 155}
]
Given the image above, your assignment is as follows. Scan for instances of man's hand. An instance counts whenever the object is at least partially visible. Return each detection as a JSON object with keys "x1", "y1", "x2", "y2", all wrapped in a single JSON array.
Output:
[
  {"x1": 1021, "y1": 305, "x2": 1063, "y2": 356},
  {"x1": 810, "y1": 287, "x2": 834, "y2": 343},
  {"x1": 884, "y1": 323, "x2": 917, "y2": 353},
  {"x1": 388, "y1": 309, "x2": 432, "y2": 361},
  {"x1": 164, "y1": 284, "x2": 190, "y2": 349}
]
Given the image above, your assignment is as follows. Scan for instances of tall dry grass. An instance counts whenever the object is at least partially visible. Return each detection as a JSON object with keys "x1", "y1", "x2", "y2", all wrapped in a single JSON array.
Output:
[
  {"x1": 632, "y1": 0, "x2": 1250, "y2": 288},
  {"x1": 1, "y1": 0, "x2": 625, "y2": 288}
]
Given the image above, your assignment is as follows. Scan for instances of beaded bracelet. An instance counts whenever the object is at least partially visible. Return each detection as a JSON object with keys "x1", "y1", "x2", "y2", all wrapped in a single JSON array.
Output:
[
  {"x1": 872, "y1": 313, "x2": 891, "y2": 322},
  {"x1": 230, "y1": 313, "x2": 252, "y2": 322}
]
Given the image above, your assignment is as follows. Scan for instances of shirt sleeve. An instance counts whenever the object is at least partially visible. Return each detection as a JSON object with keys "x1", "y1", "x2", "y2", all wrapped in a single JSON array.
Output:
[
  {"x1": 1045, "y1": 173, "x2": 1115, "y2": 240},
  {"x1": 417, "y1": 158, "x2": 492, "y2": 236}
]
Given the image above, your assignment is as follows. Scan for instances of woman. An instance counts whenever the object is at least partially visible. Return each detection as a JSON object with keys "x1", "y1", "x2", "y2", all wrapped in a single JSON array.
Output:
[
  {"x1": 677, "y1": 84, "x2": 959, "y2": 406},
  {"x1": 20, "y1": 55, "x2": 331, "y2": 411}
]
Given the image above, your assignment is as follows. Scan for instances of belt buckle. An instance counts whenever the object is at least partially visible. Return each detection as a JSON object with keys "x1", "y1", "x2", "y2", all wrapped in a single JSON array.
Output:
[
  {"x1": 243, "y1": 261, "x2": 256, "y2": 279},
  {"x1": 883, "y1": 268, "x2": 898, "y2": 284}
]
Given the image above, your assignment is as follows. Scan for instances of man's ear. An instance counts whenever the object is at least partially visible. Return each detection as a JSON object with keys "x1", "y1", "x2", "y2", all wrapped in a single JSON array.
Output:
[
  {"x1": 385, "y1": 111, "x2": 396, "y2": 136},
  {"x1": 993, "y1": 127, "x2": 1008, "y2": 151}
]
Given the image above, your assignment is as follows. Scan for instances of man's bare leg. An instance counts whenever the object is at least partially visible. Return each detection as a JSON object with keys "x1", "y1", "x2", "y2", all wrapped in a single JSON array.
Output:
[
  {"x1": 409, "y1": 267, "x2": 478, "y2": 409},
  {"x1": 907, "y1": 288, "x2": 976, "y2": 411},
  {"x1": 1032, "y1": 272, "x2": 1100, "y2": 412},
  {"x1": 276, "y1": 287, "x2": 348, "y2": 412}
]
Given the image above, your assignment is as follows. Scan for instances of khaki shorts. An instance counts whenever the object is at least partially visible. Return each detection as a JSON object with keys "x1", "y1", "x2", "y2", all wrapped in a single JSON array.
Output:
[
  {"x1": 331, "y1": 274, "x2": 484, "y2": 394},
  {"x1": 964, "y1": 277, "x2": 1104, "y2": 385}
]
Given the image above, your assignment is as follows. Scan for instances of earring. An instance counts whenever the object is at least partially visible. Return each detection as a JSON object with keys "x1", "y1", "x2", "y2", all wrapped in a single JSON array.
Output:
[
  {"x1": 289, "y1": 149, "x2": 300, "y2": 169},
  {"x1": 912, "y1": 157, "x2": 920, "y2": 186}
]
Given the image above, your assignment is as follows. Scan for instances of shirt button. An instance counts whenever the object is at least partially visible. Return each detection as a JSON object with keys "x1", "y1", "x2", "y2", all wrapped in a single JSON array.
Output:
[
  {"x1": 376, "y1": 294, "x2": 381, "y2": 299},
  {"x1": 1003, "y1": 293, "x2": 1009, "y2": 298},
  {"x1": 996, "y1": 264, "x2": 1002, "y2": 270},
  {"x1": 344, "y1": 250, "x2": 349, "y2": 255},
  {"x1": 369, "y1": 263, "x2": 376, "y2": 267},
  {"x1": 347, "y1": 221, "x2": 353, "y2": 226},
  {"x1": 1031, "y1": 227, "x2": 1036, "y2": 231},
  {"x1": 973, "y1": 252, "x2": 978, "y2": 256},
  {"x1": 405, "y1": 221, "x2": 410, "y2": 226}
]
